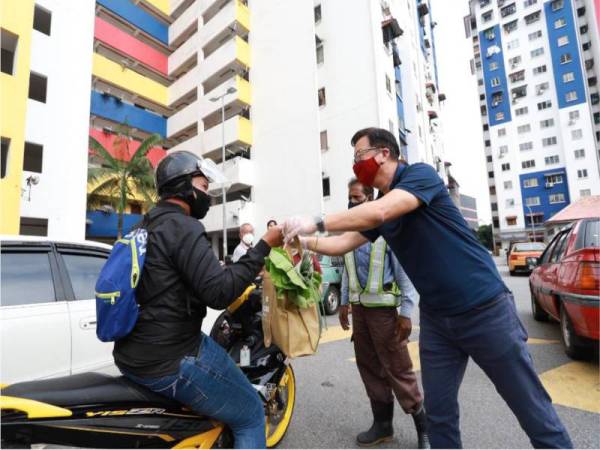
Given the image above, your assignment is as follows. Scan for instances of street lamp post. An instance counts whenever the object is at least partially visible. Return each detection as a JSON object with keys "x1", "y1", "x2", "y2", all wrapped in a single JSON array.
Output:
[
  {"x1": 525, "y1": 204, "x2": 536, "y2": 242},
  {"x1": 210, "y1": 86, "x2": 237, "y2": 259}
]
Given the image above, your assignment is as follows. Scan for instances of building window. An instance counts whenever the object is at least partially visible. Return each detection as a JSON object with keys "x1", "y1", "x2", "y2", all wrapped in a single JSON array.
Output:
[
  {"x1": 491, "y1": 77, "x2": 501, "y2": 87},
  {"x1": 322, "y1": 176, "x2": 330, "y2": 197},
  {"x1": 484, "y1": 27, "x2": 495, "y2": 40},
  {"x1": 498, "y1": 128, "x2": 507, "y2": 137},
  {"x1": 525, "y1": 11, "x2": 541, "y2": 24},
  {"x1": 508, "y1": 56, "x2": 522, "y2": 68},
  {"x1": 504, "y1": 180, "x2": 513, "y2": 189},
  {"x1": 503, "y1": 20, "x2": 518, "y2": 33},
  {"x1": 557, "y1": 35, "x2": 569, "y2": 47},
  {"x1": 522, "y1": 159, "x2": 536, "y2": 169},
  {"x1": 580, "y1": 189, "x2": 591, "y2": 197},
  {"x1": 318, "y1": 87, "x2": 326, "y2": 107},
  {"x1": 523, "y1": 178, "x2": 539, "y2": 188},
  {"x1": 524, "y1": 0, "x2": 538, "y2": 7},
  {"x1": 490, "y1": 186, "x2": 497, "y2": 196},
  {"x1": 520, "y1": 142, "x2": 534, "y2": 151},
  {"x1": 583, "y1": 41, "x2": 592, "y2": 51},
  {"x1": 526, "y1": 196, "x2": 541, "y2": 206},
  {"x1": 485, "y1": 139, "x2": 491, "y2": 147},
  {"x1": 535, "y1": 82, "x2": 549, "y2": 94},
  {"x1": 554, "y1": 18, "x2": 567, "y2": 29},
  {"x1": 577, "y1": 169, "x2": 588, "y2": 179},
  {"x1": 489, "y1": 61, "x2": 499, "y2": 71},
  {"x1": 528, "y1": 30, "x2": 542, "y2": 40},
  {"x1": 491, "y1": 92, "x2": 503, "y2": 106},
  {"x1": 571, "y1": 129, "x2": 583, "y2": 140},
  {"x1": 314, "y1": 4, "x2": 322, "y2": 23},
  {"x1": 320, "y1": 130, "x2": 328, "y2": 151},
  {"x1": 540, "y1": 118, "x2": 554, "y2": 128},
  {"x1": 499, "y1": 145, "x2": 509, "y2": 156},
  {"x1": 537, "y1": 100, "x2": 552, "y2": 110},
  {"x1": 530, "y1": 47, "x2": 544, "y2": 58},
  {"x1": 23, "y1": 142, "x2": 43, "y2": 173},
  {"x1": 551, "y1": 0, "x2": 564, "y2": 11},
  {"x1": 33, "y1": 5, "x2": 52, "y2": 36},
  {"x1": 507, "y1": 39, "x2": 520, "y2": 50},
  {"x1": 316, "y1": 41, "x2": 324, "y2": 64},
  {"x1": 515, "y1": 106, "x2": 529, "y2": 116},
  {"x1": 502, "y1": 163, "x2": 511, "y2": 171},
  {"x1": 501, "y1": 3, "x2": 517, "y2": 17},
  {"x1": 549, "y1": 193, "x2": 566, "y2": 204},
  {"x1": 28, "y1": 72, "x2": 48, "y2": 103},
  {"x1": 563, "y1": 72, "x2": 575, "y2": 83},
  {"x1": 1, "y1": 137, "x2": 9, "y2": 178},
  {"x1": 488, "y1": 171, "x2": 495, "y2": 179},
  {"x1": 496, "y1": 112, "x2": 505, "y2": 120},
  {"x1": 487, "y1": 155, "x2": 493, "y2": 162},
  {"x1": 574, "y1": 148, "x2": 585, "y2": 159},
  {"x1": 1, "y1": 29, "x2": 18, "y2": 75},
  {"x1": 565, "y1": 91, "x2": 578, "y2": 102},
  {"x1": 560, "y1": 53, "x2": 572, "y2": 64},
  {"x1": 506, "y1": 198, "x2": 515, "y2": 208},
  {"x1": 545, "y1": 174, "x2": 563, "y2": 185},
  {"x1": 545, "y1": 155, "x2": 560, "y2": 165},
  {"x1": 518, "y1": 124, "x2": 531, "y2": 134},
  {"x1": 542, "y1": 136, "x2": 557, "y2": 146},
  {"x1": 533, "y1": 65, "x2": 547, "y2": 75},
  {"x1": 482, "y1": 10, "x2": 493, "y2": 22},
  {"x1": 510, "y1": 70, "x2": 525, "y2": 83},
  {"x1": 491, "y1": 202, "x2": 498, "y2": 212},
  {"x1": 569, "y1": 110, "x2": 580, "y2": 121},
  {"x1": 385, "y1": 75, "x2": 392, "y2": 94},
  {"x1": 19, "y1": 217, "x2": 48, "y2": 236},
  {"x1": 506, "y1": 216, "x2": 517, "y2": 226}
]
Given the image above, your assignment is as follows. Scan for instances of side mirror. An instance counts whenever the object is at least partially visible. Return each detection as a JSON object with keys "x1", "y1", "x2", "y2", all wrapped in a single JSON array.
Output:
[{"x1": 526, "y1": 257, "x2": 539, "y2": 270}]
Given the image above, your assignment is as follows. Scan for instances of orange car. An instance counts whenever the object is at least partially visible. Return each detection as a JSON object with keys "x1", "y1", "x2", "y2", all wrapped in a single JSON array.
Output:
[{"x1": 507, "y1": 242, "x2": 546, "y2": 275}]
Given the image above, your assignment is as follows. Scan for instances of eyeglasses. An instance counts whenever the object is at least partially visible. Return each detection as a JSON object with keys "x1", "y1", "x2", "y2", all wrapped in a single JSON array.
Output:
[{"x1": 353, "y1": 147, "x2": 383, "y2": 164}]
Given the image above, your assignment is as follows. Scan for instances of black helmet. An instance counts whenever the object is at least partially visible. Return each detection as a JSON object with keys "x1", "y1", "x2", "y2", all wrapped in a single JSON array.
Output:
[{"x1": 155, "y1": 151, "x2": 227, "y2": 198}]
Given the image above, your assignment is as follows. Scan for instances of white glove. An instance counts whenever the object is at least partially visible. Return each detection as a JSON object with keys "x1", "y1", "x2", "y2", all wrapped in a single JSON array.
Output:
[{"x1": 282, "y1": 216, "x2": 318, "y2": 245}]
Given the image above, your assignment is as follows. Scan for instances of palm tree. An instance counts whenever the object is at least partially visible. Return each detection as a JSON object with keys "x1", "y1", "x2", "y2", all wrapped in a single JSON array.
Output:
[{"x1": 88, "y1": 128, "x2": 163, "y2": 239}]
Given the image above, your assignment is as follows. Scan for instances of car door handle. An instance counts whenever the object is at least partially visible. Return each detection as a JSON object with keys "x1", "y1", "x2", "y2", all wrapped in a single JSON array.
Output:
[{"x1": 80, "y1": 318, "x2": 97, "y2": 330}]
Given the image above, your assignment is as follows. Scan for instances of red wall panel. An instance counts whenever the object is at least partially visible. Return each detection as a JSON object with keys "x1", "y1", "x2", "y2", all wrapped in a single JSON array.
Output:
[{"x1": 89, "y1": 128, "x2": 166, "y2": 169}]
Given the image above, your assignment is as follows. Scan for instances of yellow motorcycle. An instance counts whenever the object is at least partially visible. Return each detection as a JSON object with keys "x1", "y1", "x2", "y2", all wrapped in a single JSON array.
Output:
[{"x1": 1, "y1": 284, "x2": 295, "y2": 448}]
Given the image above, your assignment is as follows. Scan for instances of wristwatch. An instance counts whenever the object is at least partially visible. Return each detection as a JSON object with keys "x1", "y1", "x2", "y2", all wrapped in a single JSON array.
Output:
[{"x1": 315, "y1": 215, "x2": 326, "y2": 233}]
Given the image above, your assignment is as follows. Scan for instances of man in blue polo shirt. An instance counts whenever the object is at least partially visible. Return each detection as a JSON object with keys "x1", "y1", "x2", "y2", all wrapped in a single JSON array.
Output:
[{"x1": 282, "y1": 128, "x2": 572, "y2": 449}]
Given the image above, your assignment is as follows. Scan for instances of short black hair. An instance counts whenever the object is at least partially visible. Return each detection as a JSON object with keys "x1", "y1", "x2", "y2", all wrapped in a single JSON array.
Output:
[
  {"x1": 350, "y1": 127, "x2": 400, "y2": 159},
  {"x1": 348, "y1": 177, "x2": 374, "y2": 200},
  {"x1": 267, "y1": 219, "x2": 277, "y2": 227}
]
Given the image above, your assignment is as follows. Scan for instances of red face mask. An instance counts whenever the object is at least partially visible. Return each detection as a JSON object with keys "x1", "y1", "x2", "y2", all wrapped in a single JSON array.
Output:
[{"x1": 353, "y1": 156, "x2": 380, "y2": 187}]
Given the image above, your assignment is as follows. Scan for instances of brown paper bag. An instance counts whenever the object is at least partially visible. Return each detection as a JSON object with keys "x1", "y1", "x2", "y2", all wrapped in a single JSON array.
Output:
[{"x1": 262, "y1": 269, "x2": 321, "y2": 358}]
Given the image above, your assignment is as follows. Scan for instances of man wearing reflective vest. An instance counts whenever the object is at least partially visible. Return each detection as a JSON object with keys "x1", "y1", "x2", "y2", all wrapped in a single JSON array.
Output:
[{"x1": 340, "y1": 178, "x2": 429, "y2": 449}]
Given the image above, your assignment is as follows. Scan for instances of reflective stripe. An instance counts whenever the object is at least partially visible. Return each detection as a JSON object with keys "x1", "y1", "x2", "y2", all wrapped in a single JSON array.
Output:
[{"x1": 344, "y1": 237, "x2": 400, "y2": 308}]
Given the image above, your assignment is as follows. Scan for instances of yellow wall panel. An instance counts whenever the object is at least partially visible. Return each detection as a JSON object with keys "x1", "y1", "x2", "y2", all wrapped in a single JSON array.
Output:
[
  {"x1": 143, "y1": 0, "x2": 170, "y2": 15},
  {"x1": 92, "y1": 53, "x2": 168, "y2": 107},
  {"x1": 236, "y1": 0, "x2": 251, "y2": 32},
  {"x1": 235, "y1": 36, "x2": 251, "y2": 68},
  {"x1": 0, "y1": 0, "x2": 35, "y2": 235},
  {"x1": 238, "y1": 117, "x2": 252, "y2": 146},
  {"x1": 236, "y1": 76, "x2": 251, "y2": 106}
]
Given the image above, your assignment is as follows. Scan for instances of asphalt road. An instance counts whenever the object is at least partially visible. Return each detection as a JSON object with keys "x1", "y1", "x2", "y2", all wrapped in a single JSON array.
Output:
[{"x1": 279, "y1": 258, "x2": 600, "y2": 449}]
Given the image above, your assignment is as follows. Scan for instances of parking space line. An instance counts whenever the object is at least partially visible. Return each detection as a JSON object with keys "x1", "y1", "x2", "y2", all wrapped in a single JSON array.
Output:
[{"x1": 540, "y1": 362, "x2": 600, "y2": 414}]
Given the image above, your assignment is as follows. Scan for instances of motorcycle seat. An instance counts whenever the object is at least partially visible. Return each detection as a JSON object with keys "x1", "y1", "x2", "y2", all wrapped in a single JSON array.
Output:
[{"x1": 1, "y1": 372, "x2": 180, "y2": 409}]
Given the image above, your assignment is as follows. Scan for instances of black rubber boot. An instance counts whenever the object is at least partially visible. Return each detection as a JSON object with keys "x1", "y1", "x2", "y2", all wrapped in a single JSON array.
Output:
[
  {"x1": 412, "y1": 403, "x2": 431, "y2": 449},
  {"x1": 356, "y1": 401, "x2": 394, "y2": 447}
]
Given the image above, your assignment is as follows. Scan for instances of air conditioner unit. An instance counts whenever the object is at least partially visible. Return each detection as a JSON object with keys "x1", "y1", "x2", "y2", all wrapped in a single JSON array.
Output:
[{"x1": 536, "y1": 88, "x2": 544, "y2": 95}]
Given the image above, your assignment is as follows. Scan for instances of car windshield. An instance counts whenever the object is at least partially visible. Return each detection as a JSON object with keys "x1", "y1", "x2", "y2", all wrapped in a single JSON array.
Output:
[{"x1": 513, "y1": 242, "x2": 546, "y2": 252}]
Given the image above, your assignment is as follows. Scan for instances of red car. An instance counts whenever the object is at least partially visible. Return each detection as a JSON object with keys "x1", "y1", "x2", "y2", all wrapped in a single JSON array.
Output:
[{"x1": 529, "y1": 218, "x2": 599, "y2": 360}]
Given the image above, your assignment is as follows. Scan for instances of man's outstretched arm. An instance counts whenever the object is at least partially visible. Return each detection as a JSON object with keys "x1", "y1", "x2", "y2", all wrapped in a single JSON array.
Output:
[{"x1": 303, "y1": 232, "x2": 368, "y2": 257}]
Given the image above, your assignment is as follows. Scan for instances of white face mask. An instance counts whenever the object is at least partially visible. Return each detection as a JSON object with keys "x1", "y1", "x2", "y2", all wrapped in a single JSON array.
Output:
[{"x1": 242, "y1": 233, "x2": 254, "y2": 246}]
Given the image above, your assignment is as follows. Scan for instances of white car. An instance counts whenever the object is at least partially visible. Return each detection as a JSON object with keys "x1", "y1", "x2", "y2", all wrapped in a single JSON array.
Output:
[{"x1": 0, "y1": 235, "x2": 220, "y2": 384}]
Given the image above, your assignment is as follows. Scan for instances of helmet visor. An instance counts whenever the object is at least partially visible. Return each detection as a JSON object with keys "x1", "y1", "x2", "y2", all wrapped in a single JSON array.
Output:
[{"x1": 197, "y1": 157, "x2": 231, "y2": 197}]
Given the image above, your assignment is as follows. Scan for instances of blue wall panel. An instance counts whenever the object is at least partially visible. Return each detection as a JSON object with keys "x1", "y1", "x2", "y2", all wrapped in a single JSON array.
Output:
[
  {"x1": 480, "y1": 25, "x2": 512, "y2": 126},
  {"x1": 86, "y1": 211, "x2": 144, "y2": 238},
  {"x1": 544, "y1": 0, "x2": 587, "y2": 108},
  {"x1": 519, "y1": 168, "x2": 571, "y2": 223},
  {"x1": 97, "y1": 0, "x2": 168, "y2": 44},
  {"x1": 91, "y1": 91, "x2": 166, "y2": 137}
]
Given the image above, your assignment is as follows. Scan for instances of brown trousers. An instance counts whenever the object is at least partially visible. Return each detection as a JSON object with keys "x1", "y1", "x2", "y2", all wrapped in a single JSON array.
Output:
[{"x1": 352, "y1": 304, "x2": 423, "y2": 414}]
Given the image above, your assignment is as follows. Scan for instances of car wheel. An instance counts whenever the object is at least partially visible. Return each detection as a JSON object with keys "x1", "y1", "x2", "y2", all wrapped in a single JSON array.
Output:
[
  {"x1": 323, "y1": 286, "x2": 340, "y2": 315},
  {"x1": 560, "y1": 303, "x2": 592, "y2": 360},
  {"x1": 531, "y1": 290, "x2": 549, "y2": 322}
]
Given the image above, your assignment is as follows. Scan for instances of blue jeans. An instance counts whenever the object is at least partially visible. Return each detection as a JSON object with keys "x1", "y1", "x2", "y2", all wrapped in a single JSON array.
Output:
[
  {"x1": 419, "y1": 292, "x2": 573, "y2": 449},
  {"x1": 122, "y1": 334, "x2": 266, "y2": 449}
]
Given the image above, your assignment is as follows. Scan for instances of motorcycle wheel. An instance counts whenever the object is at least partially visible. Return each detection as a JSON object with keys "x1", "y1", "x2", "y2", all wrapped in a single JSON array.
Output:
[{"x1": 266, "y1": 365, "x2": 296, "y2": 448}]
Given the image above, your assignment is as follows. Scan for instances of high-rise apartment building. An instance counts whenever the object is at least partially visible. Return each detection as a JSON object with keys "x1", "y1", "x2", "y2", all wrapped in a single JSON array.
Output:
[
  {"x1": 2, "y1": 0, "x2": 447, "y2": 256},
  {"x1": 464, "y1": 0, "x2": 600, "y2": 250}
]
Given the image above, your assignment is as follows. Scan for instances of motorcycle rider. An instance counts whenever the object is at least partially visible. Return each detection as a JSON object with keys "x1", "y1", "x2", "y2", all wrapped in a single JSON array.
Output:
[{"x1": 114, "y1": 151, "x2": 283, "y2": 449}]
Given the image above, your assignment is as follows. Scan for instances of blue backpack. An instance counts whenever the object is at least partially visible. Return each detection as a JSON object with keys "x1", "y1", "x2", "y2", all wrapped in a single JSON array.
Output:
[{"x1": 95, "y1": 224, "x2": 150, "y2": 342}]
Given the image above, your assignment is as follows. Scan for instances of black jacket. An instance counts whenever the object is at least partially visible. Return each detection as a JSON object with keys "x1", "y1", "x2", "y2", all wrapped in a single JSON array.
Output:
[{"x1": 113, "y1": 201, "x2": 270, "y2": 377}]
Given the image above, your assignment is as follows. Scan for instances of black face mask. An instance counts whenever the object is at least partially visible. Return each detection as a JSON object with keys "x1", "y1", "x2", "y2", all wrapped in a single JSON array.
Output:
[
  {"x1": 348, "y1": 200, "x2": 365, "y2": 209},
  {"x1": 190, "y1": 187, "x2": 211, "y2": 219}
]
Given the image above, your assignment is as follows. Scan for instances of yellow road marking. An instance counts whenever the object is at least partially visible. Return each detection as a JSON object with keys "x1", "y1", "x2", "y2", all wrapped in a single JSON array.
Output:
[
  {"x1": 540, "y1": 362, "x2": 600, "y2": 414},
  {"x1": 528, "y1": 338, "x2": 561, "y2": 345},
  {"x1": 320, "y1": 325, "x2": 420, "y2": 345}
]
